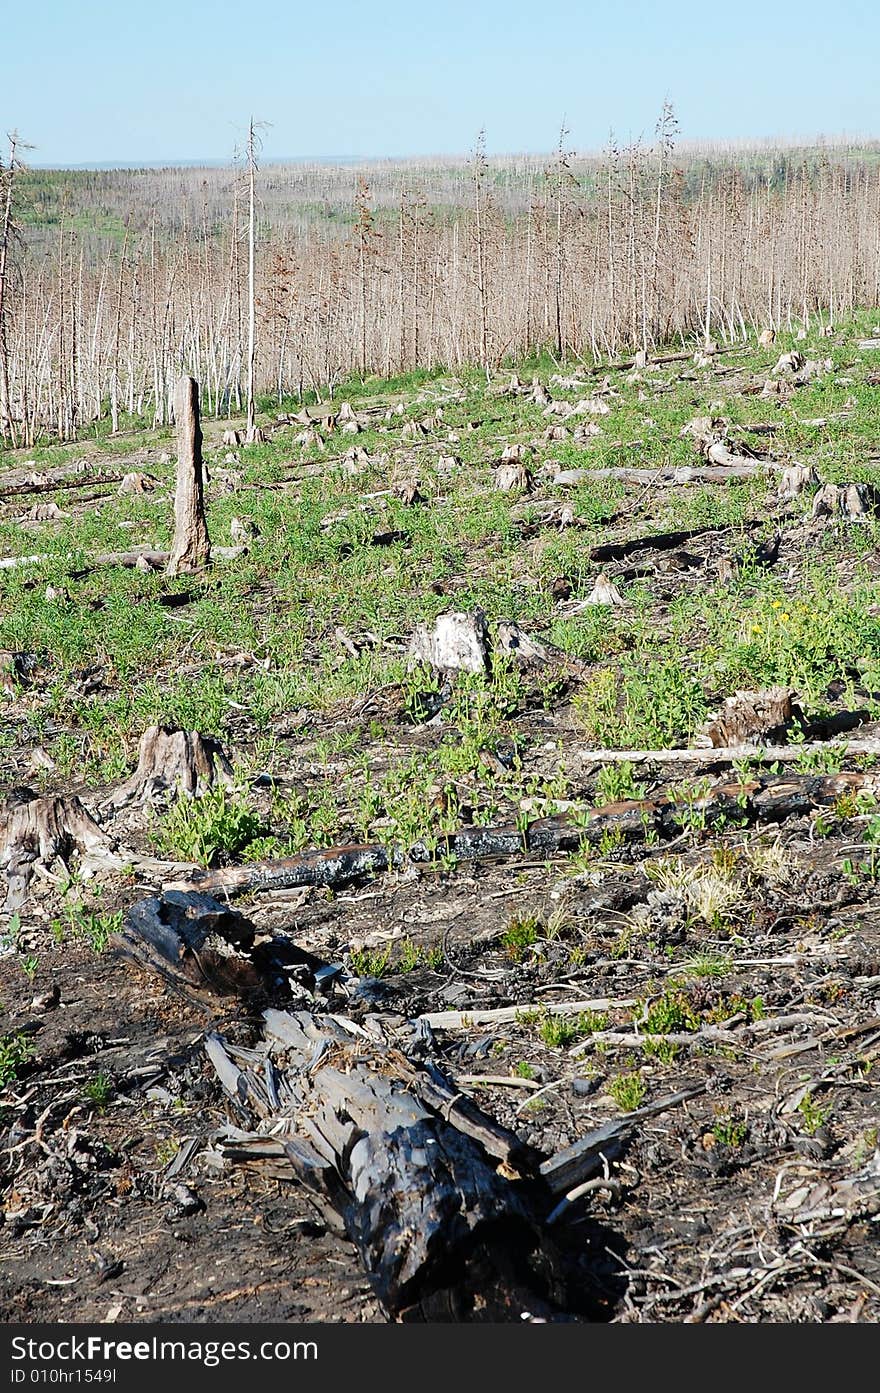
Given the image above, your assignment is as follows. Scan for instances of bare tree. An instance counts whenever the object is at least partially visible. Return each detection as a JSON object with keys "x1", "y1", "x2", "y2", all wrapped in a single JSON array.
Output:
[
  {"x1": 243, "y1": 119, "x2": 270, "y2": 442},
  {"x1": 0, "y1": 131, "x2": 30, "y2": 445}
]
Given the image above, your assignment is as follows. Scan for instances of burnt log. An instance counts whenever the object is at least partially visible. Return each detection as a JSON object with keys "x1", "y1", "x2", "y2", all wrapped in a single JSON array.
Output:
[
  {"x1": 166, "y1": 770, "x2": 880, "y2": 899},
  {"x1": 205, "y1": 1010, "x2": 559, "y2": 1320},
  {"x1": 118, "y1": 890, "x2": 264, "y2": 999}
]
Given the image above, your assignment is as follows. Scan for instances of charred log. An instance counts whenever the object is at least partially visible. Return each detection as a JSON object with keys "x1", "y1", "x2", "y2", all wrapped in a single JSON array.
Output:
[
  {"x1": 205, "y1": 1011, "x2": 560, "y2": 1320},
  {"x1": 167, "y1": 771, "x2": 880, "y2": 899}
]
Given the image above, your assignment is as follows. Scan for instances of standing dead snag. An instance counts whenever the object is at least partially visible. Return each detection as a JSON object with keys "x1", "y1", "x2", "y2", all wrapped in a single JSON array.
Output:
[{"x1": 167, "y1": 376, "x2": 210, "y2": 576}]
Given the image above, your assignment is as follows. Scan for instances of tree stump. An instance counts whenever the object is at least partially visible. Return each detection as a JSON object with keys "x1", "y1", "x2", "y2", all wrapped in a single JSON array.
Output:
[
  {"x1": 778, "y1": 463, "x2": 820, "y2": 499},
  {"x1": 0, "y1": 789, "x2": 117, "y2": 912},
  {"x1": 494, "y1": 461, "x2": 533, "y2": 492},
  {"x1": 812, "y1": 482, "x2": 876, "y2": 520},
  {"x1": 697, "y1": 687, "x2": 798, "y2": 748},
  {"x1": 117, "y1": 472, "x2": 157, "y2": 496},
  {"x1": 167, "y1": 376, "x2": 210, "y2": 577},
  {"x1": 112, "y1": 725, "x2": 234, "y2": 806},
  {"x1": 407, "y1": 610, "x2": 490, "y2": 675},
  {"x1": 586, "y1": 573, "x2": 625, "y2": 606}
]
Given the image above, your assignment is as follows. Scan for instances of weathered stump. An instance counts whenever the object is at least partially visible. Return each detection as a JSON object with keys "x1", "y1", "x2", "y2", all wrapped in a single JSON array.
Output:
[
  {"x1": 112, "y1": 726, "x2": 233, "y2": 806},
  {"x1": 0, "y1": 789, "x2": 117, "y2": 912},
  {"x1": 167, "y1": 376, "x2": 211, "y2": 576},
  {"x1": 408, "y1": 610, "x2": 490, "y2": 675},
  {"x1": 697, "y1": 687, "x2": 798, "y2": 748},
  {"x1": 494, "y1": 461, "x2": 533, "y2": 492},
  {"x1": 812, "y1": 482, "x2": 877, "y2": 520},
  {"x1": 587, "y1": 573, "x2": 625, "y2": 606}
]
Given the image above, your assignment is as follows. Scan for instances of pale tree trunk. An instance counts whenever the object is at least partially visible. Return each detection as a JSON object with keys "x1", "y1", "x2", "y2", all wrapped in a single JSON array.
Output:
[
  {"x1": 167, "y1": 375, "x2": 210, "y2": 576},
  {"x1": 0, "y1": 133, "x2": 19, "y2": 446},
  {"x1": 245, "y1": 120, "x2": 257, "y2": 441}
]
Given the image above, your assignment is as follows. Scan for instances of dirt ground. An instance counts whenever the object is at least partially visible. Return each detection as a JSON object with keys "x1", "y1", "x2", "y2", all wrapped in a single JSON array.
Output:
[
  {"x1": 2, "y1": 792, "x2": 879, "y2": 1324},
  {"x1": 3, "y1": 332, "x2": 880, "y2": 1323}
]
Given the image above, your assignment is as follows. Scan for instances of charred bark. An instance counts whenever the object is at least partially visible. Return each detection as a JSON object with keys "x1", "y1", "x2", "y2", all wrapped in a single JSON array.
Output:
[
  {"x1": 167, "y1": 771, "x2": 879, "y2": 900},
  {"x1": 205, "y1": 1010, "x2": 561, "y2": 1320}
]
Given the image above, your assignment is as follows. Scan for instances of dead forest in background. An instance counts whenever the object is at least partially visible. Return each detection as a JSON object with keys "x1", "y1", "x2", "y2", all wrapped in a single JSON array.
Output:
[{"x1": 3, "y1": 125, "x2": 880, "y2": 446}]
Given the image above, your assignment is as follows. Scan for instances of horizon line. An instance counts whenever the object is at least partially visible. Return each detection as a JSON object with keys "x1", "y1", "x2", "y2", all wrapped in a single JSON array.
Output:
[{"x1": 26, "y1": 131, "x2": 880, "y2": 173}]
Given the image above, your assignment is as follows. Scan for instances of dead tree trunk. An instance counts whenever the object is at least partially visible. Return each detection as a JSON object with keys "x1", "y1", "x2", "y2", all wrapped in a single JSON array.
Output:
[
  {"x1": 167, "y1": 375, "x2": 210, "y2": 576},
  {"x1": 205, "y1": 1009, "x2": 560, "y2": 1320}
]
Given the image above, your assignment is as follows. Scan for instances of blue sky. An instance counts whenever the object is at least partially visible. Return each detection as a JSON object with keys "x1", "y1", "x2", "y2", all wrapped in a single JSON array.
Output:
[{"x1": 4, "y1": 0, "x2": 878, "y2": 165}]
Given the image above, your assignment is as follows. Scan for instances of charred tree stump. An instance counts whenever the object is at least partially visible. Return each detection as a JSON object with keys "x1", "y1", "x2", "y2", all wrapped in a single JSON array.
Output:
[
  {"x1": 812, "y1": 482, "x2": 877, "y2": 520},
  {"x1": 205, "y1": 1010, "x2": 560, "y2": 1321},
  {"x1": 167, "y1": 376, "x2": 210, "y2": 576},
  {"x1": 0, "y1": 788, "x2": 118, "y2": 912},
  {"x1": 118, "y1": 890, "x2": 264, "y2": 999},
  {"x1": 112, "y1": 725, "x2": 234, "y2": 806}
]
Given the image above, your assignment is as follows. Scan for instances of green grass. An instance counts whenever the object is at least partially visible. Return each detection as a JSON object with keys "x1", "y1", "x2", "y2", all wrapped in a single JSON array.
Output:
[
  {"x1": 152, "y1": 785, "x2": 265, "y2": 866},
  {"x1": 607, "y1": 1071, "x2": 647, "y2": 1111},
  {"x1": 4, "y1": 310, "x2": 880, "y2": 878}
]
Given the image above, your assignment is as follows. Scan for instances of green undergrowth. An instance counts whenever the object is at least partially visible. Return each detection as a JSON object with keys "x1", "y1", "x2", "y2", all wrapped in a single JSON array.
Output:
[{"x1": 2, "y1": 313, "x2": 880, "y2": 856}]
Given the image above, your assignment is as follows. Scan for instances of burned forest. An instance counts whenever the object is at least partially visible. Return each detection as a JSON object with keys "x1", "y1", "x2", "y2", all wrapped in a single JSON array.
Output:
[{"x1": 1, "y1": 136, "x2": 880, "y2": 1328}]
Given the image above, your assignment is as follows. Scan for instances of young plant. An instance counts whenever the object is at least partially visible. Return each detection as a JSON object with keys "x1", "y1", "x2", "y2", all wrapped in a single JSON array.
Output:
[{"x1": 607, "y1": 1070, "x2": 646, "y2": 1112}]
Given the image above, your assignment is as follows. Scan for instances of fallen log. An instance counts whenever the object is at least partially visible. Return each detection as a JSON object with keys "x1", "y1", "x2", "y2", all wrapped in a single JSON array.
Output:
[
  {"x1": 495, "y1": 619, "x2": 588, "y2": 673},
  {"x1": 205, "y1": 1010, "x2": 562, "y2": 1320},
  {"x1": 580, "y1": 738, "x2": 880, "y2": 765},
  {"x1": 545, "y1": 464, "x2": 766, "y2": 486},
  {"x1": 118, "y1": 890, "x2": 264, "y2": 998},
  {"x1": 589, "y1": 523, "x2": 753, "y2": 564},
  {"x1": 417, "y1": 998, "x2": 636, "y2": 1031},
  {"x1": 167, "y1": 770, "x2": 880, "y2": 899},
  {"x1": 0, "y1": 470, "x2": 127, "y2": 499},
  {"x1": 540, "y1": 1086, "x2": 705, "y2": 1201},
  {"x1": 0, "y1": 545, "x2": 245, "y2": 573}
]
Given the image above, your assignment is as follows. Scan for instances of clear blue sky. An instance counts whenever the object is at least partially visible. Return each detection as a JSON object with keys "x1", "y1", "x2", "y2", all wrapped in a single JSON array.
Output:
[{"x1": 5, "y1": 0, "x2": 879, "y2": 165}]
